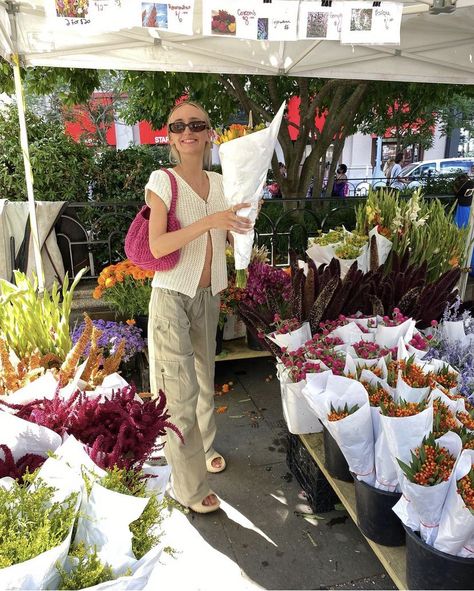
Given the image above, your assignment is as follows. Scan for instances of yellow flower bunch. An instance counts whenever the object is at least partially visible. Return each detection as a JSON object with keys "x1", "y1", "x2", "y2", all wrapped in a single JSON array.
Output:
[{"x1": 214, "y1": 123, "x2": 265, "y2": 145}]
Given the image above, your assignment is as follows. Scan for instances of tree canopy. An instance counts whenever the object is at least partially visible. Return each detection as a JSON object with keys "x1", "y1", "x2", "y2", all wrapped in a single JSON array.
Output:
[{"x1": 1, "y1": 57, "x2": 473, "y2": 198}]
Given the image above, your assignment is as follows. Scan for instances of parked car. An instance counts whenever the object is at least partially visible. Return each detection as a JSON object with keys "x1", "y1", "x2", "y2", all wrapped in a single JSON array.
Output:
[{"x1": 400, "y1": 158, "x2": 474, "y2": 188}]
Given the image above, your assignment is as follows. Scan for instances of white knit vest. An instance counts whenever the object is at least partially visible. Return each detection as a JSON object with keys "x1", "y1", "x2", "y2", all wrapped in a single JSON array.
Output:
[{"x1": 144, "y1": 168, "x2": 228, "y2": 297}]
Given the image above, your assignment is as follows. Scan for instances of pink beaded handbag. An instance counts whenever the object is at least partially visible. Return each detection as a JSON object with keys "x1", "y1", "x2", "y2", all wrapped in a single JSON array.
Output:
[{"x1": 125, "y1": 168, "x2": 181, "y2": 271}]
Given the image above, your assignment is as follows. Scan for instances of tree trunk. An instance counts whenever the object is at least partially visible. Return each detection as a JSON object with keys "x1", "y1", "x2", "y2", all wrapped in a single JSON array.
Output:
[{"x1": 325, "y1": 137, "x2": 346, "y2": 197}]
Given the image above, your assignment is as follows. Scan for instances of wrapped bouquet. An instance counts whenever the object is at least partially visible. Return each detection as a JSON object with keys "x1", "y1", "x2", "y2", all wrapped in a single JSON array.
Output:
[{"x1": 217, "y1": 102, "x2": 286, "y2": 287}]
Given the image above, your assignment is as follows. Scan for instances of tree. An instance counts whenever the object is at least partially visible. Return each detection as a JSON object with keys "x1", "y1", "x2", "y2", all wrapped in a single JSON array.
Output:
[
  {"x1": 2, "y1": 58, "x2": 474, "y2": 199},
  {"x1": 0, "y1": 103, "x2": 95, "y2": 202}
]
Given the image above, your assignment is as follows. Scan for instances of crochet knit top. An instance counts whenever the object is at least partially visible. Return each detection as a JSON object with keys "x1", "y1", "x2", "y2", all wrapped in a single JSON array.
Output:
[{"x1": 145, "y1": 168, "x2": 228, "y2": 297}]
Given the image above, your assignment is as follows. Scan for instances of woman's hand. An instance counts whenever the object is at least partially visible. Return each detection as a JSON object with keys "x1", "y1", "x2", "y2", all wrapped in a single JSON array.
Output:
[{"x1": 209, "y1": 203, "x2": 253, "y2": 234}]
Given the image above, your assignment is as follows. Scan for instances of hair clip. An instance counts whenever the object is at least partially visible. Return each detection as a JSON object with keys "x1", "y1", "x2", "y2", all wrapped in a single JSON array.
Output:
[
  {"x1": 321, "y1": 0, "x2": 332, "y2": 7},
  {"x1": 372, "y1": 1, "x2": 381, "y2": 6}
]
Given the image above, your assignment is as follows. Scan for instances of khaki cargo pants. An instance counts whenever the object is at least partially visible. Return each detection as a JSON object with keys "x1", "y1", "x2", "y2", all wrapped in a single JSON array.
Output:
[{"x1": 148, "y1": 286, "x2": 220, "y2": 506}]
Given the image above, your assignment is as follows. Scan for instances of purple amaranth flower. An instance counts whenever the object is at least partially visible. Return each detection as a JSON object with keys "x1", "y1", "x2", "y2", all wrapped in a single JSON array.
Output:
[{"x1": 71, "y1": 319, "x2": 146, "y2": 363}]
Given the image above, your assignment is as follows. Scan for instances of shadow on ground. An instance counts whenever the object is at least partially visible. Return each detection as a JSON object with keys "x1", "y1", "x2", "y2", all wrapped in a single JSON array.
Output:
[{"x1": 181, "y1": 357, "x2": 397, "y2": 591}]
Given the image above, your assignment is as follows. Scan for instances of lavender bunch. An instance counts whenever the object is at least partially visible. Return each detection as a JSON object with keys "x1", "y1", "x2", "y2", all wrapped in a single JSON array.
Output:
[
  {"x1": 71, "y1": 319, "x2": 145, "y2": 363},
  {"x1": 425, "y1": 300, "x2": 474, "y2": 403}
]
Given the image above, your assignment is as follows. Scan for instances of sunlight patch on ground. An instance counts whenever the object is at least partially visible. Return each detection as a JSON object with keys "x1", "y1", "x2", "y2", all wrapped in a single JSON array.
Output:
[{"x1": 219, "y1": 499, "x2": 278, "y2": 547}]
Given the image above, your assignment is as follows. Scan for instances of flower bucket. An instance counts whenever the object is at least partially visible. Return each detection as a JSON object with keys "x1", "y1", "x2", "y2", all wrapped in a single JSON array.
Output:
[
  {"x1": 246, "y1": 327, "x2": 264, "y2": 351},
  {"x1": 323, "y1": 427, "x2": 352, "y2": 482},
  {"x1": 136, "y1": 315, "x2": 148, "y2": 339},
  {"x1": 405, "y1": 526, "x2": 474, "y2": 590},
  {"x1": 281, "y1": 382, "x2": 323, "y2": 435},
  {"x1": 216, "y1": 325, "x2": 224, "y2": 355},
  {"x1": 353, "y1": 475, "x2": 405, "y2": 546}
]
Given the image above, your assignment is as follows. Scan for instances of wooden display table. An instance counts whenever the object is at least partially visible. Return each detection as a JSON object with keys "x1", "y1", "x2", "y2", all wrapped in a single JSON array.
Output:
[
  {"x1": 216, "y1": 337, "x2": 272, "y2": 362},
  {"x1": 300, "y1": 432, "x2": 407, "y2": 591}
]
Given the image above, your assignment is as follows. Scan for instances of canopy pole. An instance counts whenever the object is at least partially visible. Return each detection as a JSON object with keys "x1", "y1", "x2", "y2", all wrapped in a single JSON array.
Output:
[
  {"x1": 458, "y1": 201, "x2": 474, "y2": 301},
  {"x1": 11, "y1": 53, "x2": 45, "y2": 291}
]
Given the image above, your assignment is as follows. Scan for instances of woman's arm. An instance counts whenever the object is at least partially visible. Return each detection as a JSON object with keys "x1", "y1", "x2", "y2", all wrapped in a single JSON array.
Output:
[{"x1": 148, "y1": 191, "x2": 251, "y2": 259}]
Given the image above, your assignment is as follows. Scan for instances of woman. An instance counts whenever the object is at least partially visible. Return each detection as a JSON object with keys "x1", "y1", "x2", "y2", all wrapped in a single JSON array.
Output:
[
  {"x1": 383, "y1": 158, "x2": 395, "y2": 185},
  {"x1": 453, "y1": 173, "x2": 474, "y2": 276},
  {"x1": 331, "y1": 164, "x2": 348, "y2": 197},
  {"x1": 145, "y1": 101, "x2": 252, "y2": 513}
]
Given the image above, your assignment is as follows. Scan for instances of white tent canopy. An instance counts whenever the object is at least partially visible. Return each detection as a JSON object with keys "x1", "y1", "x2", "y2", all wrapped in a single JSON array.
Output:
[{"x1": 0, "y1": 0, "x2": 474, "y2": 84}]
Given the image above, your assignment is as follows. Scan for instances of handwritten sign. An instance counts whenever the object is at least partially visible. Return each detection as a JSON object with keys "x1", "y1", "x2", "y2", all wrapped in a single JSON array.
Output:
[
  {"x1": 340, "y1": 1, "x2": 402, "y2": 45},
  {"x1": 141, "y1": 1, "x2": 194, "y2": 34},
  {"x1": 298, "y1": 1, "x2": 343, "y2": 40}
]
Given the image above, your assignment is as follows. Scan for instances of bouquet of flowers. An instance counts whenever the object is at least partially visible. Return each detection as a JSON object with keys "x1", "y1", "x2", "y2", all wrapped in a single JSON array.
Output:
[
  {"x1": 217, "y1": 103, "x2": 286, "y2": 287},
  {"x1": 93, "y1": 260, "x2": 153, "y2": 320}
]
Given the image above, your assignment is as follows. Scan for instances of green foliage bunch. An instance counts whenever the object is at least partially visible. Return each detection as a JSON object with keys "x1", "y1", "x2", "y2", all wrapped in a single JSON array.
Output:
[
  {"x1": 92, "y1": 144, "x2": 170, "y2": 202},
  {"x1": 0, "y1": 104, "x2": 94, "y2": 202},
  {"x1": 0, "y1": 268, "x2": 85, "y2": 359},
  {"x1": 0, "y1": 474, "x2": 78, "y2": 568},
  {"x1": 58, "y1": 543, "x2": 119, "y2": 590}
]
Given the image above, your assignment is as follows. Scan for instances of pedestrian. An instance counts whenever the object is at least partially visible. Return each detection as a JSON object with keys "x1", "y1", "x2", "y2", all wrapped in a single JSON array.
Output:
[
  {"x1": 332, "y1": 164, "x2": 348, "y2": 197},
  {"x1": 453, "y1": 173, "x2": 474, "y2": 276},
  {"x1": 383, "y1": 158, "x2": 395, "y2": 185},
  {"x1": 145, "y1": 100, "x2": 252, "y2": 513},
  {"x1": 389, "y1": 153, "x2": 406, "y2": 192}
]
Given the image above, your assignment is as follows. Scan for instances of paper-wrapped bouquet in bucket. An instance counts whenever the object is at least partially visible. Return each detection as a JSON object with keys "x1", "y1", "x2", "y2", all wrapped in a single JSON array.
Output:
[{"x1": 216, "y1": 102, "x2": 286, "y2": 287}]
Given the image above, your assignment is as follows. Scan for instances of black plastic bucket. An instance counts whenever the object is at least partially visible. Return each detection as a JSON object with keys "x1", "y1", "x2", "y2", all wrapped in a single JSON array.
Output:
[
  {"x1": 246, "y1": 328, "x2": 264, "y2": 351},
  {"x1": 323, "y1": 427, "x2": 352, "y2": 482},
  {"x1": 405, "y1": 526, "x2": 474, "y2": 590},
  {"x1": 216, "y1": 325, "x2": 224, "y2": 355},
  {"x1": 136, "y1": 315, "x2": 148, "y2": 339},
  {"x1": 353, "y1": 475, "x2": 405, "y2": 546}
]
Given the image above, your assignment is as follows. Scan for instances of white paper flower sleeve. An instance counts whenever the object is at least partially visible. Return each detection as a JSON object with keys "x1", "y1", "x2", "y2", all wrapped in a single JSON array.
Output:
[
  {"x1": 305, "y1": 375, "x2": 375, "y2": 484},
  {"x1": 435, "y1": 449, "x2": 474, "y2": 557},
  {"x1": 375, "y1": 318, "x2": 416, "y2": 348},
  {"x1": 74, "y1": 483, "x2": 150, "y2": 571},
  {"x1": 267, "y1": 322, "x2": 312, "y2": 353},
  {"x1": 218, "y1": 102, "x2": 286, "y2": 272},
  {"x1": 393, "y1": 431, "x2": 463, "y2": 546},
  {"x1": 378, "y1": 406, "x2": 433, "y2": 492}
]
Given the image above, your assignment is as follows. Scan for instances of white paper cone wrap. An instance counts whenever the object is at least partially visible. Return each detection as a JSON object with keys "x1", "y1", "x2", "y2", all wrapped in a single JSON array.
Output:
[
  {"x1": 74, "y1": 483, "x2": 150, "y2": 570},
  {"x1": 305, "y1": 375, "x2": 374, "y2": 483},
  {"x1": 0, "y1": 411, "x2": 62, "y2": 460},
  {"x1": 306, "y1": 243, "x2": 339, "y2": 267},
  {"x1": 375, "y1": 318, "x2": 416, "y2": 348},
  {"x1": 267, "y1": 322, "x2": 311, "y2": 353},
  {"x1": 219, "y1": 102, "x2": 286, "y2": 271},
  {"x1": 395, "y1": 373, "x2": 431, "y2": 404},
  {"x1": 442, "y1": 320, "x2": 467, "y2": 342},
  {"x1": 329, "y1": 322, "x2": 364, "y2": 345},
  {"x1": 435, "y1": 449, "x2": 474, "y2": 557},
  {"x1": 378, "y1": 406, "x2": 433, "y2": 491},
  {"x1": 393, "y1": 432, "x2": 463, "y2": 546}
]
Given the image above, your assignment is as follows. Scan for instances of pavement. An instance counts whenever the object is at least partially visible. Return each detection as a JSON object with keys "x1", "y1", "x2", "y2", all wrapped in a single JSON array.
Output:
[{"x1": 181, "y1": 355, "x2": 397, "y2": 591}]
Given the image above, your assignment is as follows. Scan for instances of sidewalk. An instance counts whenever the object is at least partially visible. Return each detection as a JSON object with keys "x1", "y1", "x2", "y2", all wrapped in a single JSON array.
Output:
[{"x1": 182, "y1": 356, "x2": 397, "y2": 591}]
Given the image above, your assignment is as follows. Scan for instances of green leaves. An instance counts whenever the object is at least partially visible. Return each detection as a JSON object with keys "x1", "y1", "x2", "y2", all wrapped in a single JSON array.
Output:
[
  {"x1": 0, "y1": 268, "x2": 86, "y2": 360},
  {"x1": 0, "y1": 475, "x2": 78, "y2": 568},
  {"x1": 0, "y1": 104, "x2": 94, "y2": 202}
]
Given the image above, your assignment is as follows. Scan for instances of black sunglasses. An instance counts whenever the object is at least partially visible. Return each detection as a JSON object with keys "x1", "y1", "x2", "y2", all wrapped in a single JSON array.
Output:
[{"x1": 168, "y1": 120, "x2": 209, "y2": 134}]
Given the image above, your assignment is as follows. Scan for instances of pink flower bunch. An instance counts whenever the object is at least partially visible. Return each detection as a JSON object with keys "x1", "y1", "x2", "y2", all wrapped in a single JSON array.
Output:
[
  {"x1": 353, "y1": 340, "x2": 396, "y2": 360},
  {"x1": 280, "y1": 338, "x2": 346, "y2": 380},
  {"x1": 271, "y1": 314, "x2": 302, "y2": 335},
  {"x1": 409, "y1": 332, "x2": 433, "y2": 351},
  {"x1": 319, "y1": 314, "x2": 372, "y2": 335},
  {"x1": 288, "y1": 361, "x2": 323, "y2": 383},
  {"x1": 304, "y1": 334, "x2": 344, "y2": 348},
  {"x1": 379, "y1": 308, "x2": 409, "y2": 327}
]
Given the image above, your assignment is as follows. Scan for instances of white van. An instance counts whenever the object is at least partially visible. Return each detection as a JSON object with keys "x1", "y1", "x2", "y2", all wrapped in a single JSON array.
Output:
[{"x1": 400, "y1": 158, "x2": 474, "y2": 188}]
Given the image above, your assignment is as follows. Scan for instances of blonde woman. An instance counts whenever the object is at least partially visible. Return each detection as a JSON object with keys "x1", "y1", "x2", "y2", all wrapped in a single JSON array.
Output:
[{"x1": 146, "y1": 101, "x2": 252, "y2": 513}]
